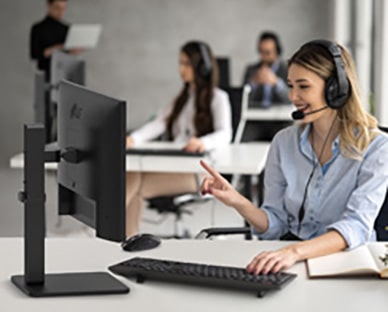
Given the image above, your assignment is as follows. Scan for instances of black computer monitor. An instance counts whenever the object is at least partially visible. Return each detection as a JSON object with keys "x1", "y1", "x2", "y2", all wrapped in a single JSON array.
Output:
[
  {"x1": 11, "y1": 81, "x2": 129, "y2": 297},
  {"x1": 49, "y1": 51, "x2": 86, "y2": 142},
  {"x1": 51, "y1": 51, "x2": 85, "y2": 88},
  {"x1": 34, "y1": 69, "x2": 54, "y2": 143},
  {"x1": 57, "y1": 81, "x2": 126, "y2": 242},
  {"x1": 50, "y1": 51, "x2": 85, "y2": 104},
  {"x1": 33, "y1": 70, "x2": 46, "y2": 124}
]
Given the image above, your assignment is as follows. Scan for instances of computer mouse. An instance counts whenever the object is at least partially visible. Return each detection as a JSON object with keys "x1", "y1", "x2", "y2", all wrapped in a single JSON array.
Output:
[{"x1": 121, "y1": 233, "x2": 161, "y2": 252}]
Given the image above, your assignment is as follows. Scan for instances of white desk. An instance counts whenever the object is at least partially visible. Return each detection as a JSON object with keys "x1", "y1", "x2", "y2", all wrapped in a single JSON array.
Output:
[
  {"x1": 9, "y1": 142, "x2": 270, "y2": 175},
  {"x1": 243, "y1": 105, "x2": 294, "y2": 121},
  {"x1": 234, "y1": 105, "x2": 294, "y2": 143},
  {"x1": 234, "y1": 85, "x2": 294, "y2": 143},
  {"x1": 2, "y1": 238, "x2": 387, "y2": 312}
]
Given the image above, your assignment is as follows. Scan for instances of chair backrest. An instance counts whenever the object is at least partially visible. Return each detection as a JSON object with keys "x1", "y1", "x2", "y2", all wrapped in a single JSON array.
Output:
[
  {"x1": 216, "y1": 57, "x2": 230, "y2": 90},
  {"x1": 375, "y1": 126, "x2": 388, "y2": 240},
  {"x1": 375, "y1": 195, "x2": 388, "y2": 240},
  {"x1": 222, "y1": 86, "x2": 243, "y2": 142}
]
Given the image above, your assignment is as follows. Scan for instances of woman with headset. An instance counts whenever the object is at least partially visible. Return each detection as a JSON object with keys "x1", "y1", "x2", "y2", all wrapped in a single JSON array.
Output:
[
  {"x1": 201, "y1": 40, "x2": 388, "y2": 274},
  {"x1": 125, "y1": 41, "x2": 232, "y2": 237}
]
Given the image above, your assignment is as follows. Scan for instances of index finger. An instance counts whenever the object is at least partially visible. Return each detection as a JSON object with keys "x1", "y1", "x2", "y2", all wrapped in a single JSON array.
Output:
[{"x1": 200, "y1": 160, "x2": 224, "y2": 180}]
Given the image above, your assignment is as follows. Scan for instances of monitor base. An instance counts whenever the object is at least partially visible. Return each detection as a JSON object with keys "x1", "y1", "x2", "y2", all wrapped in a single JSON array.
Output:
[{"x1": 11, "y1": 272, "x2": 129, "y2": 297}]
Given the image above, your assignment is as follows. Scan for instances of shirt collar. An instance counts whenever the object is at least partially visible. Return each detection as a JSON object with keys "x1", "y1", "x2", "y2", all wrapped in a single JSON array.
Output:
[{"x1": 299, "y1": 124, "x2": 340, "y2": 161}]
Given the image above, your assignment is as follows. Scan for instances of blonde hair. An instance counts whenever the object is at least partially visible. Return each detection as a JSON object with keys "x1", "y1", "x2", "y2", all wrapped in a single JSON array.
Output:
[{"x1": 289, "y1": 42, "x2": 378, "y2": 159}]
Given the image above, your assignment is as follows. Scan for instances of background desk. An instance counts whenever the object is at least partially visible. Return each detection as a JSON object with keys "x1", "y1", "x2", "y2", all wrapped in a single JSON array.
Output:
[
  {"x1": 2, "y1": 238, "x2": 387, "y2": 312},
  {"x1": 9, "y1": 142, "x2": 270, "y2": 175},
  {"x1": 8, "y1": 143, "x2": 270, "y2": 237},
  {"x1": 235, "y1": 104, "x2": 294, "y2": 143}
]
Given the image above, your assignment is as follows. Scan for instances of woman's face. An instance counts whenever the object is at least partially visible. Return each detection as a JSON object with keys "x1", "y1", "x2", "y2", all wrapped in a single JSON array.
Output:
[
  {"x1": 288, "y1": 63, "x2": 334, "y2": 123},
  {"x1": 179, "y1": 52, "x2": 195, "y2": 84}
]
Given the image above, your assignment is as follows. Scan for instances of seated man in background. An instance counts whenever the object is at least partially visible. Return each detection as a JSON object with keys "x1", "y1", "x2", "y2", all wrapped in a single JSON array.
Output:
[
  {"x1": 243, "y1": 31, "x2": 289, "y2": 107},
  {"x1": 242, "y1": 31, "x2": 291, "y2": 142}
]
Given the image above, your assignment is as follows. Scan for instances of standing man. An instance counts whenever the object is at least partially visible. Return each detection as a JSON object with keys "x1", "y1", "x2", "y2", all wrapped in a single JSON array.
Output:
[
  {"x1": 30, "y1": 0, "x2": 69, "y2": 82},
  {"x1": 243, "y1": 31, "x2": 289, "y2": 107}
]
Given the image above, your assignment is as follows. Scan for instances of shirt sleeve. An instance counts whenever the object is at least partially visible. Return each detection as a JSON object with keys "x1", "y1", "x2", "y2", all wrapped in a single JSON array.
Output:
[
  {"x1": 254, "y1": 132, "x2": 289, "y2": 239},
  {"x1": 199, "y1": 90, "x2": 232, "y2": 150},
  {"x1": 273, "y1": 78, "x2": 289, "y2": 103},
  {"x1": 130, "y1": 103, "x2": 172, "y2": 144},
  {"x1": 30, "y1": 25, "x2": 43, "y2": 60},
  {"x1": 326, "y1": 137, "x2": 388, "y2": 249}
]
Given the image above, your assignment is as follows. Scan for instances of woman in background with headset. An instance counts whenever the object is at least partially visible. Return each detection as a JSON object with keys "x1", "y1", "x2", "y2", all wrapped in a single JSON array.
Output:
[
  {"x1": 125, "y1": 41, "x2": 232, "y2": 237},
  {"x1": 201, "y1": 40, "x2": 388, "y2": 274}
]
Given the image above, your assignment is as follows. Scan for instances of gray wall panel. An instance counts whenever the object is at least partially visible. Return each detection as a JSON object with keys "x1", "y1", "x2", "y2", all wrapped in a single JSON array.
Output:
[{"x1": 0, "y1": 0, "x2": 332, "y2": 167}]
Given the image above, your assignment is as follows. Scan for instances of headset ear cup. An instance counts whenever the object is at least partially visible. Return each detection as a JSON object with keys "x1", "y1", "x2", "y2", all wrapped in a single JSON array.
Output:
[
  {"x1": 325, "y1": 76, "x2": 337, "y2": 109},
  {"x1": 197, "y1": 42, "x2": 212, "y2": 79},
  {"x1": 198, "y1": 63, "x2": 209, "y2": 78},
  {"x1": 325, "y1": 76, "x2": 347, "y2": 109}
]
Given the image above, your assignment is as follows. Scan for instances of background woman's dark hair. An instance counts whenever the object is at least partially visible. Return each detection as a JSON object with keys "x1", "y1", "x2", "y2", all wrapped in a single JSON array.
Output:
[{"x1": 166, "y1": 41, "x2": 218, "y2": 140}]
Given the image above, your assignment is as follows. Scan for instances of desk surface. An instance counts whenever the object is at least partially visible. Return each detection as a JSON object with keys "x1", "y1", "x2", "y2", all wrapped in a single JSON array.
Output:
[
  {"x1": 2, "y1": 238, "x2": 387, "y2": 311},
  {"x1": 243, "y1": 105, "x2": 294, "y2": 121},
  {"x1": 10, "y1": 142, "x2": 270, "y2": 175}
]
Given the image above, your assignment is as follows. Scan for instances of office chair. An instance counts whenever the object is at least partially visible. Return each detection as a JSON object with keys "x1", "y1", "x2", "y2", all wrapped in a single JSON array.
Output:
[
  {"x1": 197, "y1": 126, "x2": 388, "y2": 240},
  {"x1": 374, "y1": 126, "x2": 388, "y2": 240},
  {"x1": 216, "y1": 57, "x2": 231, "y2": 90},
  {"x1": 145, "y1": 174, "x2": 212, "y2": 239},
  {"x1": 223, "y1": 86, "x2": 243, "y2": 142},
  {"x1": 145, "y1": 87, "x2": 242, "y2": 239},
  {"x1": 197, "y1": 194, "x2": 388, "y2": 241}
]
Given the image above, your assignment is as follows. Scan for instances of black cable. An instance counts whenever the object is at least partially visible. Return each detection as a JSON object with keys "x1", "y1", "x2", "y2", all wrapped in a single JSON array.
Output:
[{"x1": 297, "y1": 119, "x2": 337, "y2": 234}]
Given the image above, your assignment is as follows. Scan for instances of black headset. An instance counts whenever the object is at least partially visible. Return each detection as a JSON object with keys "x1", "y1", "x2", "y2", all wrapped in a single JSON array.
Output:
[
  {"x1": 197, "y1": 42, "x2": 212, "y2": 78},
  {"x1": 303, "y1": 40, "x2": 351, "y2": 109}
]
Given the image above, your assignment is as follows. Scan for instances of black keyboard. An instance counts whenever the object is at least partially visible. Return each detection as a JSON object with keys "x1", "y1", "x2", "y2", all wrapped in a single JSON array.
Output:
[
  {"x1": 126, "y1": 148, "x2": 206, "y2": 157},
  {"x1": 108, "y1": 257, "x2": 297, "y2": 298}
]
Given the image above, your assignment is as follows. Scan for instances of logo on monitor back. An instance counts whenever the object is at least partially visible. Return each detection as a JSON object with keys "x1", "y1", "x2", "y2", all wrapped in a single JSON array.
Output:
[{"x1": 70, "y1": 103, "x2": 83, "y2": 119}]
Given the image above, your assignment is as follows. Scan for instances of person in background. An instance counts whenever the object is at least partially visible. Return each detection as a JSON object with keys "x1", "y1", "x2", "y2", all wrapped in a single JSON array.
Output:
[
  {"x1": 243, "y1": 31, "x2": 289, "y2": 107},
  {"x1": 241, "y1": 31, "x2": 291, "y2": 142},
  {"x1": 202, "y1": 39, "x2": 388, "y2": 274},
  {"x1": 30, "y1": 0, "x2": 81, "y2": 81},
  {"x1": 125, "y1": 41, "x2": 232, "y2": 237}
]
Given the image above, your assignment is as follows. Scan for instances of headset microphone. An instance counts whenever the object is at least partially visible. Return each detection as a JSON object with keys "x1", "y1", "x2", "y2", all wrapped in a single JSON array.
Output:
[
  {"x1": 291, "y1": 106, "x2": 329, "y2": 120},
  {"x1": 291, "y1": 110, "x2": 305, "y2": 120}
]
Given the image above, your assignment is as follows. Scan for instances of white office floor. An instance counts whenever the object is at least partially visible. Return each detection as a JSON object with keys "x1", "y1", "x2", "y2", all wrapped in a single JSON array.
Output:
[{"x1": 0, "y1": 167, "x2": 247, "y2": 240}]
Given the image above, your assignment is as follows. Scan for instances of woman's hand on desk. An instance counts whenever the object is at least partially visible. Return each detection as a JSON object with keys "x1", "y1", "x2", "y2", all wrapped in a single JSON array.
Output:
[
  {"x1": 126, "y1": 136, "x2": 134, "y2": 149},
  {"x1": 184, "y1": 137, "x2": 205, "y2": 153},
  {"x1": 200, "y1": 160, "x2": 245, "y2": 208},
  {"x1": 246, "y1": 246, "x2": 300, "y2": 275}
]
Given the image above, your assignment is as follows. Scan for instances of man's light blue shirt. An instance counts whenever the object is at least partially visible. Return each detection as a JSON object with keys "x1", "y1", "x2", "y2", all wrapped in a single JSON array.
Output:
[
  {"x1": 251, "y1": 60, "x2": 287, "y2": 107},
  {"x1": 256, "y1": 124, "x2": 388, "y2": 249}
]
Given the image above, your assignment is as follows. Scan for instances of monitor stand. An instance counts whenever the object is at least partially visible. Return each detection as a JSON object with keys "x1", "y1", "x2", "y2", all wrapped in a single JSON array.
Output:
[{"x1": 11, "y1": 124, "x2": 129, "y2": 297}]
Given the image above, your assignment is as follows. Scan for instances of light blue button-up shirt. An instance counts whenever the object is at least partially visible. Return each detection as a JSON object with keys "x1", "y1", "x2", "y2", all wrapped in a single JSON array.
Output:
[{"x1": 257, "y1": 124, "x2": 388, "y2": 249}]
